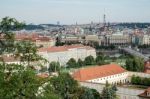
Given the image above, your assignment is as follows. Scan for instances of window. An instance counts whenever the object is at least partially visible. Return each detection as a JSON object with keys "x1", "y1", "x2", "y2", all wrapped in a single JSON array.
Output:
[{"x1": 147, "y1": 92, "x2": 150, "y2": 96}]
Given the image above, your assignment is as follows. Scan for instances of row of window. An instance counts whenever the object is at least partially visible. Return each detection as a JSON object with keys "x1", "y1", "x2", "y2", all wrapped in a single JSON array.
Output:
[{"x1": 91, "y1": 72, "x2": 128, "y2": 82}]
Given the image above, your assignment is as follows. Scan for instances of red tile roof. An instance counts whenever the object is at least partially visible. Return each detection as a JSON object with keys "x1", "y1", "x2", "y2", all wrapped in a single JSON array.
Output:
[
  {"x1": 15, "y1": 34, "x2": 52, "y2": 42},
  {"x1": 38, "y1": 44, "x2": 94, "y2": 52},
  {"x1": 38, "y1": 46, "x2": 68, "y2": 52},
  {"x1": 72, "y1": 64, "x2": 127, "y2": 81}
]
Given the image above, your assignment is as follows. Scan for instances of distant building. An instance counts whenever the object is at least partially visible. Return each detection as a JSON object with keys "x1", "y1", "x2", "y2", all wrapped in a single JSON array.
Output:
[
  {"x1": 32, "y1": 37, "x2": 56, "y2": 47},
  {"x1": 15, "y1": 33, "x2": 56, "y2": 47},
  {"x1": 142, "y1": 35, "x2": 150, "y2": 45},
  {"x1": 132, "y1": 35, "x2": 143, "y2": 45},
  {"x1": 38, "y1": 44, "x2": 96, "y2": 66},
  {"x1": 144, "y1": 61, "x2": 150, "y2": 74},
  {"x1": 105, "y1": 34, "x2": 130, "y2": 46},
  {"x1": 60, "y1": 35, "x2": 83, "y2": 43},
  {"x1": 85, "y1": 35, "x2": 101, "y2": 45},
  {"x1": 138, "y1": 87, "x2": 150, "y2": 99},
  {"x1": 72, "y1": 64, "x2": 128, "y2": 84}
]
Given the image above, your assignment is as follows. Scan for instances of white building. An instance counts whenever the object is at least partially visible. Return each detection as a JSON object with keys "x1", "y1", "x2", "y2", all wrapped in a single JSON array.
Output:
[
  {"x1": 38, "y1": 44, "x2": 96, "y2": 66},
  {"x1": 73, "y1": 64, "x2": 128, "y2": 84},
  {"x1": 142, "y1": 35, "x2": 150, "y2": 45}
]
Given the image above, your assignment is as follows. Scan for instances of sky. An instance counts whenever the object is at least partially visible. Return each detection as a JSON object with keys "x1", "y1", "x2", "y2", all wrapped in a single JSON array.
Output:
[{"x1": 0, "y1": 0, "x2": 150, "y2": 24}]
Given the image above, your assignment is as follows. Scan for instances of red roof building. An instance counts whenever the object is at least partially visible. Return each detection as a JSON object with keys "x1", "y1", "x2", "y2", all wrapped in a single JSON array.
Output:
[
  {"x1": 139, "y1": 87, "x2": 150, "y2": 98},
  {"x1": 72, "y1": 64, "x2": 128, "y2": 84}
]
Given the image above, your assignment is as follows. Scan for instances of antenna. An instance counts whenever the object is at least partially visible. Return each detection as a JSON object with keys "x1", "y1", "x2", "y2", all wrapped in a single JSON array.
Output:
[
  {"x1": 57, "y1": 21, "x2": 60, "y2": 25},
  {"x1": 103, "y1": 9, "x2": 106, "y2": 27}
]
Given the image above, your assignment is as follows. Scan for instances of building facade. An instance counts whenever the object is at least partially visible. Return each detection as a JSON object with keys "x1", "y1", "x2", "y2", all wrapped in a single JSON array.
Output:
[
  {"x1": 38, "y1": 44, "x2": 96, "y2": 66},
  {"x1": 142, "y1": 35, "x2": 150, "y2": 45},
  {"x1": 105, "y1": 34, "x2": 131, "y2": 46}
]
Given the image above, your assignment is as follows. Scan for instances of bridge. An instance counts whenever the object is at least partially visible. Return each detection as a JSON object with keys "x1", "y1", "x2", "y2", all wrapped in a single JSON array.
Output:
[{"x1": 121, "y1": 48, "x2": 149, "y2": 61}]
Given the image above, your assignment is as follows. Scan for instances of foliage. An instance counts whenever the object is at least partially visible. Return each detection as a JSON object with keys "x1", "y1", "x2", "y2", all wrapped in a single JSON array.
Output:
[
  {"x1": 0, "y1": 63, "x2": 41, "y2": 99},
  {"x1": 37, "y1": 82, "x2": 61, "y2": 99},
  {"x1": 84, "y1": 55, "x2": 95, "y2": 65},
  {"x1": 79, "y1": 87, "x2": 101, "y2": 99},
  {"x1": 0, "y1": 17, "x2": 25, "y2": 54},
  {"x1": 48, "y1": 61, "x2": 60, "y2": 73},
  {"x1": 50, "y1": 73, "x2": 79, "y2": 99},
  {"x1": 101, "y1": 81, "x2": 118, "y2": 99},
  {"x1": 94, "y1": 45, "x2": 116, "y2": 50},
  {"x1": 77, "y1": 58, "x2": 84, "y2": 67},
  {"x1": 55, "y1": 37, "x2": 65, "y2": 46},
  {"x1": 0, "y1": 17, "x2": 116, "y2": 99},
  {"x1": 131, "y1": 75, "x2": 150, "y2": 86},
  {"x1": 95, "y1": 55, "x2": 106, "y2": 65},
  {"x1": 138, "y1": 44, "x2": 150, "y2": 48},
  {"x1": 125, "y1": 56, "x2": 144, "y2": 72},
  {"x1": 39, "y1": 67, "x2": 47, "y2": 73},
  {"x1": 15, "y1": 41, "x2": 44, "y2": 66},
  {"x1": 67, "y1": 58, "x2": 77, "y2": 68},
  {"x1": 0, "y1": 17, "x2": 59, "y2": 99}
]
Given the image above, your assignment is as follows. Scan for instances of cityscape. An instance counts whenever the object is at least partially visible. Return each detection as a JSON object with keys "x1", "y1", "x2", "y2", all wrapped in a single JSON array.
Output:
[{"x1": 0, "y1": 0, "x2": 150, "y2": 99}]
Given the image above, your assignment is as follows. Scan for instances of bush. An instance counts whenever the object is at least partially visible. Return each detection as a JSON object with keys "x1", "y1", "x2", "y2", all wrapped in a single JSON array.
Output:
[
  {"x1": 77, "y1": 58, "x2": 84, "y2": 67},
  {"x1": 84, "y1": 55, "x2": 95, "y2": 65},
  {"x1": 67, "y1": 58, "x2": 77, "y2": 68},
  {"x1": 131, "y1": 75, "x2": 150, "y2": 86},
  {"x1": 48, "y1": 61, "x2": 60, "y2": 73}
]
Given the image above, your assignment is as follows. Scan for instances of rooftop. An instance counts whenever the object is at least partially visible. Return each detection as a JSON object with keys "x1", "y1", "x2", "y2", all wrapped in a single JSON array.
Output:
[
  {"x1": 138, "y1": 87, "x2": 150, "y2": 98},
  {"x1": 72, "y1": 64, "x2": 127, "y2": 81},
  {"x1": 38, "y1": 44, "x2": 94, "y2": 53}
]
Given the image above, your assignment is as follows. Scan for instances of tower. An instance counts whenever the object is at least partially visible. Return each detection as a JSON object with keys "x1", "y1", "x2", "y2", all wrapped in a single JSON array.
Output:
[
  {"x1": 57, "y1": 21, "x2": 60, "y2": 25},
  {"x1": 103, "y1": 14, "x2": 106, "y2": 27}
]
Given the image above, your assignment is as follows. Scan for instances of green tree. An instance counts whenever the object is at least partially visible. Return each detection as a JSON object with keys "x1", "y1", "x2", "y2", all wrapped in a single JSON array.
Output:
[
  {"x1": 37, "y1": 82, "x2": 61, "y2": 99},
  {"x1": 79, "y1": 87, "x2": 101, "y2": 99},
  {"x1": 110, "y1": 44, "x2": 115, "y2": 50},
  {"x1": 50, "y1": 73, "x2": 79, "y2": 99},
  {"x1": 48, "y1": 61, "x2": 60, "y2": 73},
  {"x1": 84, "y1": 55, "x2": 95, "y2": 65},
  {"x1": 67, "y1": 58, "x2": 77, "y2": 68},
  {"x1": 101, "y1": 81, "x2": 118, "y2": 99},
  {"x1": 15, "y1": 41, "x2": 44, "y2": 66},
  {"x1": 0, "y1": 63, "x2": 41, "y2": 99},
  {"x1": 77, "y1": 58, "x2": 84, "y2": 67},
  {"x1": 79, "y1": 87, "x2": 95, "y2": 99},
  {"x1": 0, "y1": 17, "x2": 58, "y2": 99},
  {"x1": 125, "y1": 56, "x2": 144, "y2": 72},
  {"x1": 95, "y1": 55, "x2": 106, "y2": 65},
  {"x1": 131, "y1": 75, "x2": 150, "y2": 86},
  {"x1": 0, "y1": 17, "x2": 25, "y2": 54},
  {"x1": 111, "y1": 85, "x2": 118, "y2": 98}
]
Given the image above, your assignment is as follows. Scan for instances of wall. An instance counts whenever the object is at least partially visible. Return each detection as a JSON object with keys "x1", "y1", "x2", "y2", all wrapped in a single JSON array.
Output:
[{"x1": 80, "y1": 82, "x2": 145, "y2": 99}]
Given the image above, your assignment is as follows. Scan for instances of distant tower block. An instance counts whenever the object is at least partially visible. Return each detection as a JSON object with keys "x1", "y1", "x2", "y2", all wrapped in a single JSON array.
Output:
[
  {"x1": 103, "y1": 14, "x2": 106, "y2": 27},
  {"x1": 91, "y1": 21, "x2": 93, "y2": 25},
  {"x1": 76, "y1": 22, "x2": 78, "y2": 26},
  {"x1": 57, "y1": 21, "x2": 60, "y2": 25}
]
